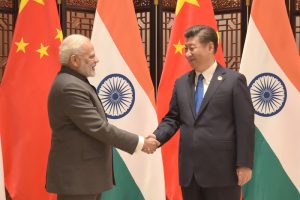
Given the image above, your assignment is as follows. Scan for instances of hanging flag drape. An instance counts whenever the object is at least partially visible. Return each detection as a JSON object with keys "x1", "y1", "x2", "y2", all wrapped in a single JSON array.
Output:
[
  {"x1": 156, "y1": 0, "x2": 225, "y2": 199},
  {"x1": 88, "y1": 0, "x2": 165, "y2": 199},
  {"x1": 0, "y1": 0, "x2": 62, "y2": 199},
  {"x1": 240, "y1": 0, "x2": 300, "y2": 199}
]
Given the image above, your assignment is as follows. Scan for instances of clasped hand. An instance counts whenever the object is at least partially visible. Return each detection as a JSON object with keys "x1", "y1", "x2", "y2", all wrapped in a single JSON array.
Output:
[{"x1": 141, "y1": 134, "x2": 160, "y2": 154}]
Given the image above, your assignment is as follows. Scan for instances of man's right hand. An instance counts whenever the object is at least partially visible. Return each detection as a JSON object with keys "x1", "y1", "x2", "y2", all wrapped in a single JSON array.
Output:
[{"x1": 142, "y1": 134, "x2": 160, "y2": 154}]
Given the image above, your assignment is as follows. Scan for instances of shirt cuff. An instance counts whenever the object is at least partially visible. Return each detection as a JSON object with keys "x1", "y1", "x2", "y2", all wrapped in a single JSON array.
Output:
[{"x1": 135, "y1": 136, "x2": 144, "y2": 152}]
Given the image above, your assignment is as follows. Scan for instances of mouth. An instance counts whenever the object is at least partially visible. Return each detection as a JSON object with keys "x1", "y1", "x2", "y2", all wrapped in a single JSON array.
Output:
[{"x1": 187, "y1": 58, "x2": 194, "y2": 63}]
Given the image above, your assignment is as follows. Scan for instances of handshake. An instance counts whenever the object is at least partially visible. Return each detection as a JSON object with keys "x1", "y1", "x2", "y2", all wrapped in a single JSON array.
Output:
[{"x1": 141, "y1": 134, "x2": 160, "y2": 154}]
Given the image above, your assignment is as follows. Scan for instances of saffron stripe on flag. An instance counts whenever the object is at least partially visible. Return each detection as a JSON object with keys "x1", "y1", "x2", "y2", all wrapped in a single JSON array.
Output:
[
  {"x1": 251, "y1": 0, "x2": 300, "y2": 91},
  {"x1": 96, "y1": 0, "x2": 155, "y2": 103}
]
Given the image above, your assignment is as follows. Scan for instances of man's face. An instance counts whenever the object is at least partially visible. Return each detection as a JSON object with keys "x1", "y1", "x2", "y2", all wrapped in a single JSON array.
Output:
[
  {"x1": 77, "y1": 42, "x2": 99, "y2": 77},
  {"x1": 184, "y1": 35, "x2": 214, "y2": 72}
]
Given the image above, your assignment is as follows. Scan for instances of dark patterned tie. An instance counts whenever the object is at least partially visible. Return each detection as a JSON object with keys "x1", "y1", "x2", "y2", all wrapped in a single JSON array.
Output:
[{"x1": 195, "y1": 74, "x2": 204, "y2": 114}]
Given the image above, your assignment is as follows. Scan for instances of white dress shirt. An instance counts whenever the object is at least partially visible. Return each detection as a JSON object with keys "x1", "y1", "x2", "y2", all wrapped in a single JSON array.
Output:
[{"x1": 195, "y1": 61, "x2": 218, "y2": 95}]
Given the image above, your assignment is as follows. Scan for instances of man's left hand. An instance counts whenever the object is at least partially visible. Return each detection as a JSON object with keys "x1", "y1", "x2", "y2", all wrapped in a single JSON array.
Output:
[{"x1": 236, "y1": 167, "x2": 252, "y2": 186}]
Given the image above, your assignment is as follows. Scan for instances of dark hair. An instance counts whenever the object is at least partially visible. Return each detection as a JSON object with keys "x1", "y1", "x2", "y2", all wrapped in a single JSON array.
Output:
[{"x1": 184, "y1": 25, "x2": 218, "y2": 54}]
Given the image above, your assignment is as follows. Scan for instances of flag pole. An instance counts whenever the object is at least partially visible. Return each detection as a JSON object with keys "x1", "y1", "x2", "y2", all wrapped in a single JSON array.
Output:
[
  {"x1": 57, "y1": 0, "x2": 61, "y2": 16},
  {"x1": 154, "y1": 0, "x2": 158, "y2": 96},
  {"x1": 246, "y1": 0, "x2": 251, "y2": 25}
]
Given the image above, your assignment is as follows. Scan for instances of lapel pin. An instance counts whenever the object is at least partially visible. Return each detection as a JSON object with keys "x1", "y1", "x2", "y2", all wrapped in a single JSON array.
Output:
[{"x1": 217, "y1": 76, "x2": 223, "y2": 81}]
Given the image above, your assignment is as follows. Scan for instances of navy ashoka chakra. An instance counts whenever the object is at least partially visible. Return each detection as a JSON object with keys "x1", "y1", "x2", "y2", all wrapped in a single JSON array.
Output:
[
  {"x1": 97, "y1": 74, "x2": 135, "y2": 119},
  {"x1": 248, "y1": 73, "x2": 287, "y2": 117}
]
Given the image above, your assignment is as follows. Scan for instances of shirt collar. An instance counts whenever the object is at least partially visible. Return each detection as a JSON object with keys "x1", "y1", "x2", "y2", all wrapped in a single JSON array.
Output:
[
  {"x1": 60, "y1": 65, "x2": 89, "y2": 84},
  {"x1": 195, "y1": 61, "x2": 217, "y2": 82}
]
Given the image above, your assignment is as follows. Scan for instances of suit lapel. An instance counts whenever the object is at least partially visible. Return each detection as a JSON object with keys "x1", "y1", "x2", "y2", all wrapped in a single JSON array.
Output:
[
  {"x1": 185, "y1": 71, "x2": 197, "y2": 119},
  {"x1": 86, "y1": 82, "x2": 108, "y2": 121},
  {"x1": 196, "y1": 65, "x2": 226, "y2": 118},
  {"x1": 61, "y1": 66, "x2": 108, "y2": 120}
]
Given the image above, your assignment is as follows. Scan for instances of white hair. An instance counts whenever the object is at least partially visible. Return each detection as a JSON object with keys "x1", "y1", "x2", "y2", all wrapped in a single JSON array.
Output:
[{"x1": 59, "y1": 34, "x2": 91, "y2": 66}]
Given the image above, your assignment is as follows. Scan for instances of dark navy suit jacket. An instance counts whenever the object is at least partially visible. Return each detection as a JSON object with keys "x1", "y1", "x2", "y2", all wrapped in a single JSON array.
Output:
[{"x1": 154, "y1": 64, "x2": 255, "y2": 187}]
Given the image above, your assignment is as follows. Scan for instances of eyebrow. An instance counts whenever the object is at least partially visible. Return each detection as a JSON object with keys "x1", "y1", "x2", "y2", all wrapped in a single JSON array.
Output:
[{"x1": 185, "y1": 45, "x2": 197, "y2": 48}]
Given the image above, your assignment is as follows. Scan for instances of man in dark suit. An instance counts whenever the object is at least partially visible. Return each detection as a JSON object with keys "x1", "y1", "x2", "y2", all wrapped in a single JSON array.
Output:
[
  {"x1": 152, "y1": 25, "x2": 255, "y2": 200},
  {"x1": 46, "y1": 34, "x2": 158, "y2": 200}
]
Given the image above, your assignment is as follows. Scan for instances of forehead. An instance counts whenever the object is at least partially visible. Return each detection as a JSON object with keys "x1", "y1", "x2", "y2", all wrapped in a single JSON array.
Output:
[
  {"x1": 185, "y1": 36, "x2": 201, "y2": 46},
  {"x1": 81, "y1": 42, "x2": 94, "y2": 54}
]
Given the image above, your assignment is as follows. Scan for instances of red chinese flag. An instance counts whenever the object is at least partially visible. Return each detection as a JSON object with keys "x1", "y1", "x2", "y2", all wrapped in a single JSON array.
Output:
[
  {"x1": 0, "y1": 0, "x2": 62, "y2": 199},
  {"x1": 157, "y1": 0, "x2": 225, "y2": 199}
]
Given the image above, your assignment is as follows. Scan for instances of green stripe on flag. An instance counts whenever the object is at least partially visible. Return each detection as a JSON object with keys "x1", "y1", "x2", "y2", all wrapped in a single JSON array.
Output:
[
  {"x1": 243, "y1": 128, "x2": 300, "y2": 200},
  {"x1": 102, "y1": 148, "x2": 145, "y2": 200}
]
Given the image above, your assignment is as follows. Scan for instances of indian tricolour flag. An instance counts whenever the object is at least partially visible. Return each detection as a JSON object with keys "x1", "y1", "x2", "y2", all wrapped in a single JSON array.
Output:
[
  {"x1": 240, "y1": 0, "x2": 300, "y2": 199},
  {"x1": 88, "y1": 0, "x2": 165, "y2": 199}
]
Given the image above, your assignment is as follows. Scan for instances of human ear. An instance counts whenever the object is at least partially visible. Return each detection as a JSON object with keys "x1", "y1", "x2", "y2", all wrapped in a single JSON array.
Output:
[{"x1": 70, "y1": 55, "x2": 80, "y2": 68}]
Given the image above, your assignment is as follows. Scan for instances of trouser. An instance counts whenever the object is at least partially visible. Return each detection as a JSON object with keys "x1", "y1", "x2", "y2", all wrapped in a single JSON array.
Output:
[
  {"x1": 57, "y1": 193, "x2": 101, "y2": 200},
  {"x1": 181, "y1": 176, "x2": 240, "y2": 200}
]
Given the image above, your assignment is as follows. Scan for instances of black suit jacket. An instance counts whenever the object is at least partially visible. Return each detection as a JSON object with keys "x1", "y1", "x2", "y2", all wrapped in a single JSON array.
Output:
[{"x1": 154, "y1": 64, "x2": 254, "y2": 187}]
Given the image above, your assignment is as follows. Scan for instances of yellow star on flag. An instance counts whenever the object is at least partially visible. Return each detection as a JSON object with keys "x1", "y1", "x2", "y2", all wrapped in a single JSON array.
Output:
[
  {"x1": 19, "y1": 0, "x2": 29, "y2": 13},
  {"x1": 34, "y1": 0, "x2": 45, "y2": 5},
  {"x1": 36, "y1": 43, "x2": 49, "y2": 59},
  {"x1": 176, "y1": 0, "x2": 200, "y2": 15},
  {"x1": 15, "y1": 37, "x2": 29, "y2": 53},
  {"x1": 173, "y1": 40, "x2": 185, "y2": 55},
  {"x1": 55, "y1": 28, "x2": 63, "y2": 42}
]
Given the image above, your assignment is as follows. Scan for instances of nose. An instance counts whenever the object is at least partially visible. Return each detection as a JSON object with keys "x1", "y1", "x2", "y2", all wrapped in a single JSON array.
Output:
[
  {"x1": 95, "y1": 56, "x2": 99, "y2": 63},
  {"x1": 185, "y1": 50, "x2": 191, "y2": 57}
]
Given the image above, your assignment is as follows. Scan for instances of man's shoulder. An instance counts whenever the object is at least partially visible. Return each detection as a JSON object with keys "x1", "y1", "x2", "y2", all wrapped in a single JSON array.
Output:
[
  {"x1": 175, "y1": 70, "x2": 193, "y2": 83},
  {"x1": 219, "y1": 67, "x2": 248, "y2": 87},
  {"x1": 222, "y1": 67, "x2": 245, "y2": 79},
  {"x1": 49, "y1": 73, "x2": 92, "y2": 100},
  {"x1": 54, "y1": 72, "x2": 88, "y2": 88}
]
